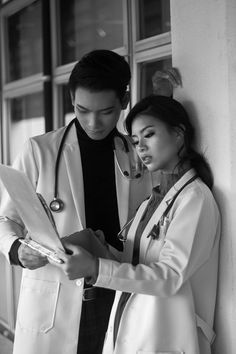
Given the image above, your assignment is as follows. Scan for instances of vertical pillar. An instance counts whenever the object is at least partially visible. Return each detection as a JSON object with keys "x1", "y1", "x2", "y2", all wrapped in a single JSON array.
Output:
[{"x1": 170, "y1": 0, "x2": 236, "y2": 352}]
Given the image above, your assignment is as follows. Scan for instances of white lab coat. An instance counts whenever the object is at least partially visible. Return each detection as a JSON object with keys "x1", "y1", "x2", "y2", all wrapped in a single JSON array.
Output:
[
  {"x1": 94, "y1": 169, "x2": 220, "y2": 354},
  {"x1": 0, "y1": 123, "x2": 152, "y2": 354}
]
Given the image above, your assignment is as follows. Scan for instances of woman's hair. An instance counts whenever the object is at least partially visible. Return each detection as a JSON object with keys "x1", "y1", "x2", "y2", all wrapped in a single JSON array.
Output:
[
  {"x1": 68, "y1": 49, "x2": 131, "y2": 102},
  {"x1": 125, "y1": 95, "x2": 213, "y2": 189}
]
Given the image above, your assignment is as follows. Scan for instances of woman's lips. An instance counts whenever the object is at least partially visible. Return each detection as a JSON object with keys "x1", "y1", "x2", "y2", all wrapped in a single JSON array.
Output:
[{"x1": 141, "y1": 155, "x2": 152, "y2": 164}]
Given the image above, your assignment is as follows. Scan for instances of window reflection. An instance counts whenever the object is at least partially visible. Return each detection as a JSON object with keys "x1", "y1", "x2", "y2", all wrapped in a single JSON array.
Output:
[
  {"x1": 58, "y1": 0, "x2": 124, "y2": 65},
  {"x1": 138, "y1": 0, "x2": 170, "y2": 40},
  {"x1": 6, "y1": 0, "x2": 42, "y2": 82},
  {"x1": 10, "y1": 92, "x2": 44, "y2": 162},
  {"x1": 140, "y1": 58, "x2": 172, "y2": 98}
]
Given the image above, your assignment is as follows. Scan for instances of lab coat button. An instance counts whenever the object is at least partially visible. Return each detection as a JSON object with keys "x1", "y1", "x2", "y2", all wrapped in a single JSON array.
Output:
[{"x1": 76, "y1": 279, "x2": 82, "y2": 287}]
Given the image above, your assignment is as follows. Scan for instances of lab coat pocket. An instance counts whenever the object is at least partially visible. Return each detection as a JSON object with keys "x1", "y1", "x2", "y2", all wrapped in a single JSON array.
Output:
[
  {"x1": 18, "y1": 276, "x2": 60, "y2": 333},
  {"x1": 145, "y1": 217, "x2": 171, "y2": 263}
]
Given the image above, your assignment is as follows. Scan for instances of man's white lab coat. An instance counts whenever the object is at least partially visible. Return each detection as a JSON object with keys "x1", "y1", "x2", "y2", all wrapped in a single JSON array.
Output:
[{"x1": 0, "y1": 123, "x2": 152, "y2": 354}]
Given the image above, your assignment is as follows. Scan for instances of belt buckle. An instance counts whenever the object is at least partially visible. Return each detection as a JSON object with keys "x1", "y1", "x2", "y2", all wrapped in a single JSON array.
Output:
[{"x1": 82, "y1": 287, "x2": 96, "y2": 302}]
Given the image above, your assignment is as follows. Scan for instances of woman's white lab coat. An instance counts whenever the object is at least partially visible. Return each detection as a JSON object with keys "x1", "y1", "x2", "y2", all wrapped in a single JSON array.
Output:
[
  {"x1": 0, "y1": 124, "x2": 152, "y2": 354},
  {"x1": 94, "y1": 169, "x2": 220, "y2": 354}
]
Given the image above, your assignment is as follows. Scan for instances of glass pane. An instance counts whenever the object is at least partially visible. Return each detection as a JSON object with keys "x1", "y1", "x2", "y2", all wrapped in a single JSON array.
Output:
[
  {"x1": 138, "y1": 0, "x2": 170, "y2": 40},
  {"x1": 58, "y1": 0, "x2": 124, "y2": 65},
  {"x1": 62, "y1": 85, "x2": 74, "y2": 125},
  {"x1": 6, "y1": 0, "x2": 42, "y2": 81},
  {"x1": 9, "y1": 92, "x2": 45, "y2": 162},
  {"x1": 140, "y1": 58, "x2": 172, "y2": 98}
]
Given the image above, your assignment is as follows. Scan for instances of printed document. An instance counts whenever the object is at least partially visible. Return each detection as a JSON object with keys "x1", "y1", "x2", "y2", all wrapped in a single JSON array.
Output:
[{"x1": 0, "y1": 164, "x2": 64, "y2": 253}]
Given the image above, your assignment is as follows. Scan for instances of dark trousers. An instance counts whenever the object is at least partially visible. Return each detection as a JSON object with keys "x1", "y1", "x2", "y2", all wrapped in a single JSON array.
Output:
[{"x1": 77, "y1": 288, "x2": 115, "y2": 354}]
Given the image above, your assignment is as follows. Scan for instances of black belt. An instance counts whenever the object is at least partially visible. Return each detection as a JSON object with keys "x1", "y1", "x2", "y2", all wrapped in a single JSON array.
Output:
[{"x1": 82, "y1": 286, "x2": 114, "y2": 302}]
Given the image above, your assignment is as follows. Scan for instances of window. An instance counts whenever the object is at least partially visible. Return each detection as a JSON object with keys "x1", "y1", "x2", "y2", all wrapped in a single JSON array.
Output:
[
  {"x1": 9, "y1": 92, "x2": 44, "y2": 161},
  {"x1": 54, "y1": 0, "x2": 171, "y2": 124},
  {"x1": 0, "y1": 0, "x2": 51, "y2": 162},
  {"x1": 6, "y1": 1, "x2": 42, "y2": 81},
  {"x1": 0, "y1": 0, "x2": 48, "y2": 333},
  {"x1": 58, "y1": 0, "x2": 124, "y2": 65},
  {"x1": 131, "y1": 0, "x2": 172, "y2": 102},
  {"x1": 140, "y1": 57, "x2": 172, "y2": 98},
  {"x1": 138, "y1": 0, "x2": 170, "y2": 39}
]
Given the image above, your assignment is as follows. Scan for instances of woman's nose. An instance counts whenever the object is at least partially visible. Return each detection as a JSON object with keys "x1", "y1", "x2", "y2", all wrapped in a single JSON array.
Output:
[{"x1": 137, "y1": 142, "x2": 146, "y2": 151}]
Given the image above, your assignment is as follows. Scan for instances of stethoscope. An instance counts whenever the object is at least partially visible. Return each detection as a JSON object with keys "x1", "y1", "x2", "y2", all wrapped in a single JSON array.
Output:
[
  {"x1": 117, "y1": 174, "x2": 197, "y2": 243},
  {"x1": 49, "y1": 118, "x2": 144, "y2": 213}
]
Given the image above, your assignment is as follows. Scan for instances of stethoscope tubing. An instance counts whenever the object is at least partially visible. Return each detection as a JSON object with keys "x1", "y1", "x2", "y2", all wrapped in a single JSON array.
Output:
[
  {"x1": 117, "y1": 174, "x2": 198, "y2": 242},
  {"x1": 50, "y1": 118, "x2": 141, "y2": 212},
  {"x1": 53, "y1": 118, "x2": 78, "y2": 200}
]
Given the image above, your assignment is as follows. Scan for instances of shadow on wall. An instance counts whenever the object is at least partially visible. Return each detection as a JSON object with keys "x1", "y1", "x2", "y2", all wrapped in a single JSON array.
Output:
[
  {"x1": 212, "y1": 185, "x2": 233, "y2": 354},
  {"x1": 177, "y1": 99, "x2": 227, "y2": 353}
]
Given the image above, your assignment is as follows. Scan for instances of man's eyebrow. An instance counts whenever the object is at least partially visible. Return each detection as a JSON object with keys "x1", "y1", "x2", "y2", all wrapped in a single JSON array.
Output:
[
  {"x1": 131, "y1": 125, "x2": 154, "y2": 138},
  {"x1": 76, "y1": 104, "x2": 115, "y2": 112}
]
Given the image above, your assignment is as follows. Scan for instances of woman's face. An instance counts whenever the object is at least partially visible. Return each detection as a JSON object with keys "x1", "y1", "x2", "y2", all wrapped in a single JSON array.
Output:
[{"x1": 131, "y1": 114, "x2": 182, "y2": 172}]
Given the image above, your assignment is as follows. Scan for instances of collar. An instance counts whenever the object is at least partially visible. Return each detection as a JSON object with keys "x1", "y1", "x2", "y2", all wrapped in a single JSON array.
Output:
[
  {"x1": 163, "y1": 168, "x2": 197, "y2": 203},
  {"x1": 154, "y1": 171, "x2": 182, "y2": 196}
]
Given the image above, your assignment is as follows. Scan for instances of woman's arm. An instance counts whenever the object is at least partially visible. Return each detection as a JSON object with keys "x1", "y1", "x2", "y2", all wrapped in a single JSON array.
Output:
[
  {"x1": 94, "y1": 186, "x2": 220, "y2": 296},
  {"x1": 52, "y1": 185, "x2": 220, "y2": 296}
]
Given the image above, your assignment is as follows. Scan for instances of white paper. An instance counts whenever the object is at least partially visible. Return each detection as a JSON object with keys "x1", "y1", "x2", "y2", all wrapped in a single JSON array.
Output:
[{"x1": 0, "y1": 164, "x2": 64, "y2": 252}]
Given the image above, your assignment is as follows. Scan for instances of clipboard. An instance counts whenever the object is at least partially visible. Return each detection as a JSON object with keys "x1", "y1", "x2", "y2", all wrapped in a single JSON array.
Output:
[{"x1": 0, "y1": 164, "x2": 65, "y2": 262}]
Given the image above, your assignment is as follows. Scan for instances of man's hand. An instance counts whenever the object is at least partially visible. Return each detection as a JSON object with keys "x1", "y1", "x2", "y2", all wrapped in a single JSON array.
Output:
[{"x1": 18, "y1": 242, "x2": 48, "y2": 269}]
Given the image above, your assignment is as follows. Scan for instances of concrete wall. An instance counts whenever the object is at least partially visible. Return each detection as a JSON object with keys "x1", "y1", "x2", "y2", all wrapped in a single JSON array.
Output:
[{"x1": 171, "y1": 0, "x2": 236, "y2": 352}]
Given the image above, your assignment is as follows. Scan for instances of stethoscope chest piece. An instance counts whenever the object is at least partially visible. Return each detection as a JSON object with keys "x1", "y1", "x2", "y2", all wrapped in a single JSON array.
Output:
[{"x1": 50, "y1": 198, "x2": 64, "y2": 213}]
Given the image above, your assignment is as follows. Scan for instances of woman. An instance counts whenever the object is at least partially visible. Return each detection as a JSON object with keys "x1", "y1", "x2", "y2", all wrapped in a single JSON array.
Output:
[{"x1": 53, "y1": 95, "x2": 220, "y2": 354}]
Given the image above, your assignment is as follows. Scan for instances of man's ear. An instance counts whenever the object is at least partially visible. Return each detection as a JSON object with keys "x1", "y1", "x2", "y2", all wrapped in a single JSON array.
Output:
[
  {"x1": 121, "y1": 91, "x2": 130, "y2": 109},
  {"x1": 174, "y1": 125, "x2": 185, "y2": 145}
]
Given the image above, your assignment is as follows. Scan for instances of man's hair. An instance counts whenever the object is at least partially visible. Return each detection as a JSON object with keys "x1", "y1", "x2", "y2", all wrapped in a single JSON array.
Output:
[{"x1": 68, "y1": 49, "x2": 131, "y2": 101}]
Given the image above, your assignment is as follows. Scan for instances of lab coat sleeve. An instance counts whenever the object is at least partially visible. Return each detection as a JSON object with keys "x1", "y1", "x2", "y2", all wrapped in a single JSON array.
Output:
[
  {"x1": 0, "y1": 139, "x2": 38, "y2": 262},
  {"x1": 95, "y1": 185, "x2": 220, "y2": 297}
]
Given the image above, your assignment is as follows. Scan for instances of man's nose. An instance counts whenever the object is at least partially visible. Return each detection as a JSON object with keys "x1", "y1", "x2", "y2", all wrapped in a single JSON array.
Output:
[{"x1": 88, "y1": 113, "x2": 100, "y2": 128}]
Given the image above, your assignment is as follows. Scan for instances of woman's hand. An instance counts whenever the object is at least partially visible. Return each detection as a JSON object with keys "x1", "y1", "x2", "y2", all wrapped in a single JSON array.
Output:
[
  {"x1": 61, "y1": 228, "x2": 109, "y2": 258},
  {"x1": 50, "y1": 243, "x2": 99, "y2": 281}
]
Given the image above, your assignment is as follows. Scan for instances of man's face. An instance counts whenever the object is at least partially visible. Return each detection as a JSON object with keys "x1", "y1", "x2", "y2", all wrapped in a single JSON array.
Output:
[{"x1": 71, "y1": 87, "x2": 127, "y2": 140}]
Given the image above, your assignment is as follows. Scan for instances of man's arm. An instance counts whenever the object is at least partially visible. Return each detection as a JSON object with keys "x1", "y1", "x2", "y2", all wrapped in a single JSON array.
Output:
[{"x1": 0, "y1": 139, "x2": 48, "y2": 270}]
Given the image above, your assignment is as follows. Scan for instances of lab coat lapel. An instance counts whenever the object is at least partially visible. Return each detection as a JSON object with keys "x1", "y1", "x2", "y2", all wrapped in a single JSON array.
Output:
[
  {"x1": 138, "y1": 169, "x2": 196, "y2": 260},
  {"x1": 62, "y1": 124, "x2": 86, "y2": 229}
]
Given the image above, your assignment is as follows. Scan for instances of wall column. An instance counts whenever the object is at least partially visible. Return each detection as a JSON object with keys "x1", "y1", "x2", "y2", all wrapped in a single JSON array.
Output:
[{"x1": 170, "y1": 0, "x2": 236, "y2": 353}]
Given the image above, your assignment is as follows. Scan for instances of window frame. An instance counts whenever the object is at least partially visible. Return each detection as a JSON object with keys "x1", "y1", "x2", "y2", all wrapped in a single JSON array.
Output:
[{"x1": 130, "y1": 0, "x2": 172, "y2": 104}]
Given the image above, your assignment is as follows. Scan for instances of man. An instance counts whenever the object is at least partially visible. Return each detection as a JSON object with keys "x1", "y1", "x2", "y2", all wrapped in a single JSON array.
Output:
[{"x1": 0, "y1": 50, "x2": 152, "y2": 354}]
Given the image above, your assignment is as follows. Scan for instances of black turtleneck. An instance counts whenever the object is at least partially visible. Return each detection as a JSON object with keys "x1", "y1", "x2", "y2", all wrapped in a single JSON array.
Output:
[{"x1": 76, "y1": 121, "x2": 123, "y2": 251}]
